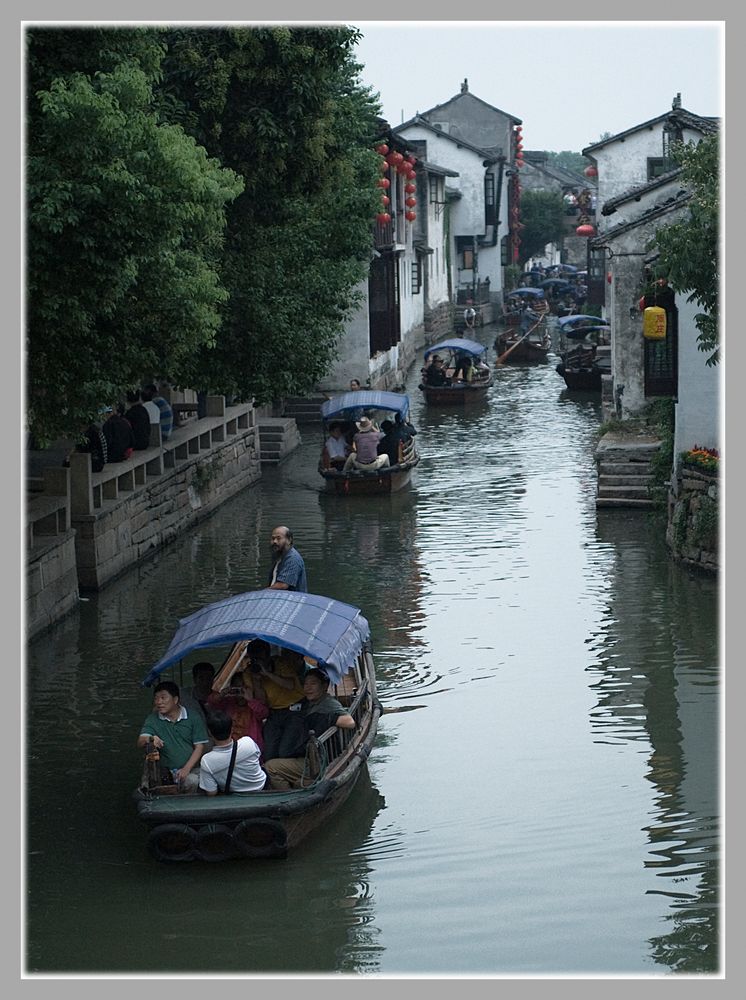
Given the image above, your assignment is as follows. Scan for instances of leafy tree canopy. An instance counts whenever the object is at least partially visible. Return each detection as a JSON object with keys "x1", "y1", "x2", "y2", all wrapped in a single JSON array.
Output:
[
  {"x1": 26, "y1": 28, "x2": 243, "y2": 445},
  {"x1": 652, "y1": 134, "x2": 719, "y2": 365},
  {"x1": 155, "y1": 26, "x2": 382, "y2": 403},
  {"x1": 517, "y1": 190, "x2": 566, "y2": 266},
  {"x1": 545, "y1": 150, "x2": 588, "y2": 176}
]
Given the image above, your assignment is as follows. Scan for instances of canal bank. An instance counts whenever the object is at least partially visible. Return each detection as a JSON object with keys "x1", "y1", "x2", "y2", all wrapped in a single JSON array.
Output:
[{"x1": 26, "y1": 329, "x2": 720, "y2": 975}]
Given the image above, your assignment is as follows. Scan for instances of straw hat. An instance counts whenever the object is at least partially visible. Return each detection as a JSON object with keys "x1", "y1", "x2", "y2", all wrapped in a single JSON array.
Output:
[{"x1": 356, "y1": 416, "x2": 375, "y2": 432}]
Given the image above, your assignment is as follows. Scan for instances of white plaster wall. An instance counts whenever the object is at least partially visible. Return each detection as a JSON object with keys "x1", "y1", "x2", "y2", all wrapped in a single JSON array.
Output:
[
  {"x1": 318, "y1": 278, "x2": 373, "y2": 390},
  {"x1": 595, "y1": 125, "x2": 705, "y2": 232},
  {"x1": 673, "y1": 294, "x2": 721, "y2": 455}
]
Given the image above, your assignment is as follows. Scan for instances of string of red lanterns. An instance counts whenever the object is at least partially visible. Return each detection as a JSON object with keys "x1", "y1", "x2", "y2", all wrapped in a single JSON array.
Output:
[{"x1": 374, "y1": 143, "x2": 417, "y2": 228}]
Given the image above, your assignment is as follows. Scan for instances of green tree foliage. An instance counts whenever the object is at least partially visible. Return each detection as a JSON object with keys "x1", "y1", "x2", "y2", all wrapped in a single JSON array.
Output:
[
  {"x1": 26, "y1": 28, "x2": 243, "y2": 445},
  {"x1": 156, "y1": 26, "x2": 382, "y2": 402},
  {"x1": 517, "y1": 190, "x2": 566, "y2": 266},
  {"x1": 545, "y1": 150, "x2": 588, "y2": 175},
  {"x1": 653, "y1": 134, "x2": 720, "y2": 365}
]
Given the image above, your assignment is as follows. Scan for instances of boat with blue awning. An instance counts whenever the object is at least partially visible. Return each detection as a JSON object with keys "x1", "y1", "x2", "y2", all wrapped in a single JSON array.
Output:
[
  {"x1": 419, "y1": 338, "x2": 492, "y2": 405},
  {"x1": 134, "y1": 589, "x2": 381, "y2": 862},
  {"x1": 318, "y1": 390, "x2": 419, "y2": 495}
]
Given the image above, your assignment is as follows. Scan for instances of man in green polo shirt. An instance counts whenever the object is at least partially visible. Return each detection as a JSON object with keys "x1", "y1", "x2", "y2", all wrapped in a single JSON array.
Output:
[{"x1": 137, "y1": 680, "x2": 209, "y2": 792}]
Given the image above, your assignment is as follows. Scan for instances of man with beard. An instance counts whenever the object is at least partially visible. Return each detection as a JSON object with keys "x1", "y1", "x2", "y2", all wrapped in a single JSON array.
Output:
[{"x1": 267, "y1": 525, "x2": 307, "y2": 593}]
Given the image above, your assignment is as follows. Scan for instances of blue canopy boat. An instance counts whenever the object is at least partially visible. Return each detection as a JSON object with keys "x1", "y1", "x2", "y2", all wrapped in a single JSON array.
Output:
[
  {"x1": 556, "y1": 316, "x2": 611, "y2": 391},
  {"x1": 135, "y1": 590, "x2": 381, "y2": 862},
  {"x1": 318, "y1": 390, "x2": 419, "y2": 495},
  {"x1": 419, "y1": 338, "x2": 492, "y2": 405}
]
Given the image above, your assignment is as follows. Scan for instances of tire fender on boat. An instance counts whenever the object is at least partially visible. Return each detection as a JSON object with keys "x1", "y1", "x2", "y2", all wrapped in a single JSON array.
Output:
[
  {"x1": 233, "y1": 818, "x2": 288, "y2": 859},
  {"x1": 195, "y1": 823, "x2": 238, "y2": 863},
  {"x1": 147, "y1": 823, "x2": 197, "y2": 862}
]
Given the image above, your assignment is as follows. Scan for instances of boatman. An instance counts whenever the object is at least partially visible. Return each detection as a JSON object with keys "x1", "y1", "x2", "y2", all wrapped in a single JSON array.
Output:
[{"x1": 267, "y1": 525, "x2": 308, "y2": 593}]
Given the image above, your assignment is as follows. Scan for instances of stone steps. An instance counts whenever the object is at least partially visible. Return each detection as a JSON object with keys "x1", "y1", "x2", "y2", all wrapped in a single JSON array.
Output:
[
  {"x1": 282, "y1": 395, "x2": 326, "y2": 423},
  {"x1": 257, "y1": 418, "x2": 302, "y2": 464},
  {"x1": 595, "y1": 432, "x2": 661, "y2": 509}
]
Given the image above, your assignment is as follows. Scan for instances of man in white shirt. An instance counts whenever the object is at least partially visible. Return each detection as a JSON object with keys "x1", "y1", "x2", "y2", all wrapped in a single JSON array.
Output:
[{"x1": 199, "y1": 709, "x2": 267, "y2": 795}]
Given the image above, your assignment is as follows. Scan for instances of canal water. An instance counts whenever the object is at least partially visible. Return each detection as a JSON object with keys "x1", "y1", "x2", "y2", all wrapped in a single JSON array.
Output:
[{"x1": 25, "y1": 325, "x2": 720, "y2": 976}]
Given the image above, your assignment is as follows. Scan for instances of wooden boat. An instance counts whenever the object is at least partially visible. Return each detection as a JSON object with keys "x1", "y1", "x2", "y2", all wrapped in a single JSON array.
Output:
[
  {"x1": 555, "y1": 315, "x2": 611, "y2": 391},
  {"x1": 134, "y1": 590, "x2": 381, "y2": 862},
  {"x1": 419, "y1": 338, "x2": 492, "y2": 405},
  {"x1": 501, "y1": 287, "x2": 548, "y2": 327},
  {"x1": 318, "y1": 390, "x2": 419, "y2": 495},
  {"x1": 494, "y1": 306, "x2": 551, "y2": 364}
]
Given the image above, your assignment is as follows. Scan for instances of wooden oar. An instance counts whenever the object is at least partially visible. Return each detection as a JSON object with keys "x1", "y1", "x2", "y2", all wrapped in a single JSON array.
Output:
[{"x1": 495, "y1": 312, "x2": 546, "y2": 366}]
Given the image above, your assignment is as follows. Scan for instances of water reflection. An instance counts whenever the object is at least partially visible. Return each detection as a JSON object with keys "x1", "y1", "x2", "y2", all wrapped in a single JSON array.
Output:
[{"x1": 590, "y1": 510, "x2": 720, "y2": 973}]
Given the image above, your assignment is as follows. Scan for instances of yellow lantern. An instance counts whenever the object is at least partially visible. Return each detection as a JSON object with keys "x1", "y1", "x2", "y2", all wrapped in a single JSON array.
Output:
[{"x1": 643, "y1": 306, "x2": 667, "y2": 340}]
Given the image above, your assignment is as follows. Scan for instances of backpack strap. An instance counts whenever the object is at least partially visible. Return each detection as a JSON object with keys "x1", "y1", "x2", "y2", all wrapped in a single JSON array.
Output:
[{"x1": 223, "y1": 739, "x2": 239, "y2": 795}]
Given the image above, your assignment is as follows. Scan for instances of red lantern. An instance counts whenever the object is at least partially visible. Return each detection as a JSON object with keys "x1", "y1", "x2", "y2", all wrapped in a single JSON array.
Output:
[
  {"x1": 376, "y1": 143, "x2": 389, "y2": 156},
  {"x1": 404, "y1": 182, "x2": 416, "y2": 193},
  {"x1": 584, "y1": 165, "x2": 598, "y2": 177},
  {"x1": 405, "y1": 211, "x2": 416, "y2": 222},
  {"x1": 397, "y1": 162, "x2": 409, "y2": 175},
  {"x1": 407, "y1": 170, "x2": 416, "y2": 180},
  {"x1": 381, "y1": 195, "x2": 390, "y2": 206},
  {"x1": 407, "y1": 154, "x2": 417, "y2": 165},
  {"x1": 392, "y1": 151, "x2": 404, "y2": 164},
  {"x1": 576, "y1": 224, "x2": 595, "y2": 237},
  {"x1": 377, "y1": 177, "x2": 390, "y2": 189},
  {"x1": 376, "y1": 212, "x2": 391, "y2": 225},
  {"x1": 607, "y1": 272, "x2": 613, "y2": 284},
  {"x1": 379, "y1": 158, "x2": 388, "y2": 171},
  {"x1": 405, "y1": 197, "x2": 417, "y2": 207}
]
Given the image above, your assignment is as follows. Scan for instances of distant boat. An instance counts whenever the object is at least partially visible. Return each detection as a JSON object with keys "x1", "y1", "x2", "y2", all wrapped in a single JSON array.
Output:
[
  {"x1": 419, "y1": 338, "x2": 492, "y2": 405},
  {"x1": 494, "y1": 307, "x2": 551, "y2": 364},
  {"x1": 318, "y1": 390, "x2": 419, "y2": 495},
  {"x1": 134, "y1": 590, "x2": 381, "y2": 862},
  {"x1": 555, "y1": 315, "x2": 611, "y2": 391}
]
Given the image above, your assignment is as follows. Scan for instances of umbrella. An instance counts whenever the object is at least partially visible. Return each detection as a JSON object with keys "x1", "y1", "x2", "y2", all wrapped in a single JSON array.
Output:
[
  {"x1": 540, "y1": 278, "x2": 572, "y2": 288},
  {"x1": 507, "y1": 287, "x2": 544, "y2": 298},
  {"x1": 558, "y1": 264, "x2": 578, "y2": 273}
]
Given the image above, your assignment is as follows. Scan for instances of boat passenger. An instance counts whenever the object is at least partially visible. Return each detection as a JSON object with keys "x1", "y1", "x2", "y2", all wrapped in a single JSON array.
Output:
[
  {"x1": 322, "y1": 421, "x2": 349, "y2": 470},
  {"x1": 207, "y1": 665, "x2": 270, "y2": 755},
  {"x1": 377, "y1": 420, "x2": 401, "y2": 466},
  {"x1": 393, "y1": 412, "x2": 417, "y2": 442},
  {"x1": 267, "y1": 526, "x2": 308, "y2": 593},
  {"x1": 180, "y1": 661, "x2": 216, "y2": 722},
  {"x1": 452, "y1": 354, "x2": 474, "y2": 382},
  {"x1": 263, "y1": 669, "x2": 356, "y2": 790},
  {"x1": 137, "y1": 680, "x2": 209, "y2": 792},
  {"x1": 198, "y1": 709, "x2": 267, "y2": 795},
  {"x1": 424, "y1": 357, "x2": 449, "y2": 387},
  {"x1": 259, "y1": 645, "x2": 307, "y2": 760},
  {"x1": 342, "y1": 417, "x2": 390, "y2": 472}
]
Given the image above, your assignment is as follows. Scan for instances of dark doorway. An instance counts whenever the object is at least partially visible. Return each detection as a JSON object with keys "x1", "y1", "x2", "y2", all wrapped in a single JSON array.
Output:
[{"x1": 369, "y1": 253, "x2": 401, "y2": 356}]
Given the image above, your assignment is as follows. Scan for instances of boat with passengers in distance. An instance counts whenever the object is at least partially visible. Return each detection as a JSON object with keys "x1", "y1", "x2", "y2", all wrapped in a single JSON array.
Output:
[
  {"x1": 318, "y1": 390, "x2": 419, "y2": 495},
  {"x1": 494, "y1": 299, "x2": 551, "y2": 364},
  {"x1": 134, "y1": 590, "x2": 381, "y2": 862},
  {"x1": 555, "y1": 314, "x2": 611, "y2": 391},
  {"x1": 419, "y1": 338, "x2": 492, "y2": 405}
]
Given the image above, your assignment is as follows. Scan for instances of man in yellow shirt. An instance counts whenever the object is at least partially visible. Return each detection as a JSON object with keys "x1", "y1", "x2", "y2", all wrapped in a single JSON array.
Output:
[{"x1": 248, "y1": 640, "x2": 306, "y2": 760}]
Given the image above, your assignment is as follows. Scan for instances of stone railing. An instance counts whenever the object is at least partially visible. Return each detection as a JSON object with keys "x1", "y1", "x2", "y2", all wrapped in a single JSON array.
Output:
[
  {"x1": 27, "y1": 467, "x2": 79, "y2": 639},
  {"x1": 69, "y1": 396, "x2": 253, "y2": 517},
  {"x1": 27, "y1": 466, "x2": 71, "y2": 549}
]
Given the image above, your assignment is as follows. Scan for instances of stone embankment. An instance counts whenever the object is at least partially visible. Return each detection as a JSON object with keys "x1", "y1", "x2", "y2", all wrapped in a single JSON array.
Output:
[
  {"x1": 667, "y1": 465, "x2": 719, "y2": 574},
  {"x1": 26, "y1": 397, "x2": 263, "y2": 638}
]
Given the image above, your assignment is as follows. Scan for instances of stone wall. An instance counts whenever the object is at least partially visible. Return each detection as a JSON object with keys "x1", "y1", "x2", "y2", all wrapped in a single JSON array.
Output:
[
  {"x1": 27, "y1": 531, "x2": 79, "y2": 639},
  {"x1": 71, "y1": 402, "x2": 261, "y2": 591},
  {"x1": 666, "y1": 466, "x2": 719, "y2": 574}
]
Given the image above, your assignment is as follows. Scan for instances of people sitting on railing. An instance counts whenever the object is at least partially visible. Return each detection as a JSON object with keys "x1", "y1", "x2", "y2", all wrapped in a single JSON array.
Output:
[
  {"x1": 102, "y1": 403, "x2": 135, "y2": 462},
  {"x1": 263, "y1": 668, "x2": 356, "y2": 790},
  {"x1": 342, "y1": 417, "x2": 390, "y2": 472},
  {"x1": 68, "y1": 416, "x2": 107, "y2": 472},
  {"x1": 142, "y1": 383, "x2": 173, "y2": 442},
  {"x1": 322, "y1": 421, "x2": 349, "y2": 470},
  {"x1": 124, "y1": 390, "x2": 151, "y2": 451}
]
